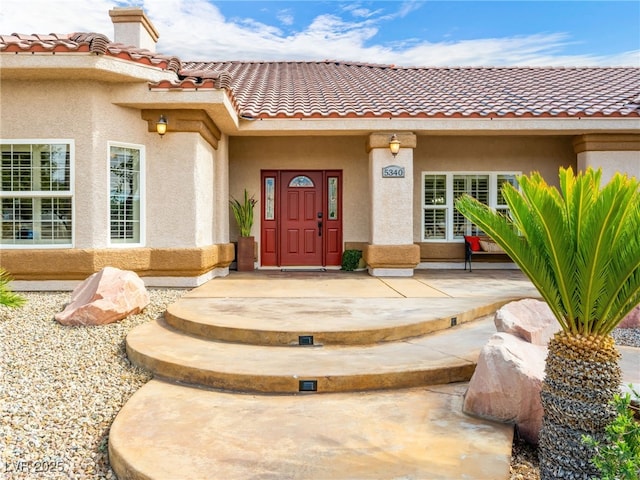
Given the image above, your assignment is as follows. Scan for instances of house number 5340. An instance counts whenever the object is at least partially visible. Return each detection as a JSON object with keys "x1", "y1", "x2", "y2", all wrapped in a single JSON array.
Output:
[{"x1": 382, "y1": 165, "x2": 405, "y2": 178}]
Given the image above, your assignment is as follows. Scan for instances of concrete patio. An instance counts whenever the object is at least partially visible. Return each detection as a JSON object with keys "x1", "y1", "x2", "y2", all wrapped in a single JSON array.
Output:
[{"x1": 108, "y1": 269, "x2": 639, "y2": 480}]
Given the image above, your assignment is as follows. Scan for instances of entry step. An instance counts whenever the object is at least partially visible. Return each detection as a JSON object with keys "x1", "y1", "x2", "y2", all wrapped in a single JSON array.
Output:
[
  {"x1": 109, "y1": 381, "x2": 513, "y2": 480},
  {"x1": 126, "y1": 316, "x2": 496, "y2": 393},
  {"x1": 165, "y1": 296, "x2": 510, "y2": 345}
]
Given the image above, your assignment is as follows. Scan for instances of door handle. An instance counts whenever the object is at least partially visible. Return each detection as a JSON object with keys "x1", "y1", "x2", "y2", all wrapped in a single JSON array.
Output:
[{"x1": 318, "y1": 221, "x2": 323, "y2": 236}]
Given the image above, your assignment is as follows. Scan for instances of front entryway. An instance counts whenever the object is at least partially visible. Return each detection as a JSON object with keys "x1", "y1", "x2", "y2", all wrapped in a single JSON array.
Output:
[{"x1": 261, "y1": 170, "x2": 342, "y2": 267}]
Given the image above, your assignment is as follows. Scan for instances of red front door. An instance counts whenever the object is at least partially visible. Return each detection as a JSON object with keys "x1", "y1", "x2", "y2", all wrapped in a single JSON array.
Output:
[
  {"x1": 280, "y1": 171, "x2": 323, "y2": 266},
  {"x1": 261, "y1": 170, "x2": 342, "y2": 267}
]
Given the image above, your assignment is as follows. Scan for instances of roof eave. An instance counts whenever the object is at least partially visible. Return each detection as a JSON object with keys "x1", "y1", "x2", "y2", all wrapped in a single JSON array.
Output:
[
  {"x1": 0, "y1": 52, "x2": 177, "y2": 83},
  {"x1": 112, "y1": 84, "x2": 239, "y2": 133},
  {"x1": 231, "y1": 116, "x2": 640, "y2": 136}
]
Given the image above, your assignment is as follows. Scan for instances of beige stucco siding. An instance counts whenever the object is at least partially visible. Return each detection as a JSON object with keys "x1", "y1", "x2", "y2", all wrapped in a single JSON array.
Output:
[
  {"x1": 145, "y1": 133, "x2": 217, "y2": 248},
  {"x1": 414, "y1": 135, "x2": 576, "y2": 260},
  {"x1": 228, "y1": 136, "x2": 371, "y2": 246},
  {"x1": 1, "y1": 80, "x2": 148, "y2": 248},
  {"x1": 228, "y1": 134, "x2": 576, "y2": 256},
  {"x1": 213, "y1": 134, "x2": 230, "y2": 245},
  {"x1": 3, "y1": 75, "x2": 630, "y2": 276},
  {"x1": 369, "y1": 145, "x2": 414, "y2": 245},
  {"x1": 414, "y1": 135, "x2": 575, "y2": 181},
  {"x1": 1, "y1": 79, "x2": 233, "y2": 282},
  {"x1": 1, "y1": 79, "x2": 224, "y2": 250},
  {"x1": 194, "y1": 137, "x2": 215, "y2": 246},
  {"x1": 578, "y1": 150, "x2": 640, "y2": 182}
]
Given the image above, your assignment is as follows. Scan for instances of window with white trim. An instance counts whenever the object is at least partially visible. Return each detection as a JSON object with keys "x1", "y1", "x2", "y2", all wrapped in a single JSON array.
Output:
[
  {"x1": 109, "y1": 143, "x2": 144, "y2": 245},
  {"x1": 1, "y1": 141, "x2": 73, "y2": 246},
  {"x1": 422, "y1": 172, "x2": 519, "y2": 241}
]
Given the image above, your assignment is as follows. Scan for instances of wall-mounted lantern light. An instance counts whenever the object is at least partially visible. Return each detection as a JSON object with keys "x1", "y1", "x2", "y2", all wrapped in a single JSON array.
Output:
[
  {"x1": 156, "y1": 115, "x2": 168, "y2": 137},
  {"x1": 389, "y1": 134, "x2": 401, "y2": 157}
]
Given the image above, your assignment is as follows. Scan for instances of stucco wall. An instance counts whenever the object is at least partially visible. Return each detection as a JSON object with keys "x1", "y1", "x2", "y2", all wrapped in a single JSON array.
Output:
[
  {"x1": 577, "y1": 150, "x2": 640, "y2": 182},
  {"x1": 414, "y1": 135, "x2": 576, "y2": 259},
  {"x1": 3, "y1": 80, "x2": 115, "y2": 248},
  {"x1": 213, "y1": 134, "x2": 230, "y2": 245},
  {"x1": 369, "y1": 146, "x2": 414, "y2": 245},
  {"x1": 1, "y1": 79, "x2": 220, "y2": 250},
  {"x1": 145, "y1": 133, "x2": 218, "y2": 247},
  {"x1": 0, "y1": 78, "x2": 584, "y2": 269},
  {"x1": 194, "y1": 137, "x2": 215, "y2": 246},
  {"x1": 229, "y1": 134, "x2": 576, "y2": 257},
  {"x1": 413, "y1": 135, "x2": 575, "y2": 182}
]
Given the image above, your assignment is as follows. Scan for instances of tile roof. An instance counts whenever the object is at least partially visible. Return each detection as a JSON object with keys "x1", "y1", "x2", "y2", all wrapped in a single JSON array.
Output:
[
  {"x1": 180, "y1": 61, "x2": 640, "y2": 119},
  {"x1": 2, "y1": 32, "x2": 639, "y2": 120},
  {"x1": 0, "y1": 33, "x2": 182, "y2": 73}
]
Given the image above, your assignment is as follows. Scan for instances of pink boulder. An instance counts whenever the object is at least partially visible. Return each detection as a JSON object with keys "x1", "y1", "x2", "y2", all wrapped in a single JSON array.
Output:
[
  {"x1": 494, "y1": 298, "x2": 561, "y2": 346},
  {"x1": 463, "y1": 332, "x2": 547, "y2": 444},
  {"x1": 55, "y1": 267, "x2": 150, "y2": 326},
  {"x1": 619, "y1": 305, "x2": 640, "y2": 329}
]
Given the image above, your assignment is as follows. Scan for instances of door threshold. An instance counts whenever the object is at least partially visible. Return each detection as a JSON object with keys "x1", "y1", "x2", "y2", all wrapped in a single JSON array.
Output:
[{"x1": 280, "y1": 267, "x2": 327, "y2": 272}]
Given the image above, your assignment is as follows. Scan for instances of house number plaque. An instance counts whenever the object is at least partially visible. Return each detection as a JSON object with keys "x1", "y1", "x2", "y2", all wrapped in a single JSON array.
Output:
[{"x1": 382, "y1": 165, "x2": 405, "y2": 178}]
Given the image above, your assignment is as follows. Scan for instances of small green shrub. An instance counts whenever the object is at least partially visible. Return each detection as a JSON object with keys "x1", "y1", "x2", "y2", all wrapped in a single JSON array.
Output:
[
  {"x1": 341, "y1": 250, "x2": 362, "y2": 271},
  {"x1": 0, "y1": 268, "x2": 25, "y2": 308},
  {"x1": 582, "y1": 386, "x2": 640, "y2": 480}
]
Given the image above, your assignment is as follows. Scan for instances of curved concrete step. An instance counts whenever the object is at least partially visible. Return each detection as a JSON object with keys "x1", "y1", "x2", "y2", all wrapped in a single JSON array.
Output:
[
  {"x1": 165, "y1": 296, "x2": 512, "y2": 345},
  {"x1": 126, "y1": 316, "x2": 496, "y2": 393},
  {"x1": 109, "y1": 380, "x2": 513, "y2": 480}
]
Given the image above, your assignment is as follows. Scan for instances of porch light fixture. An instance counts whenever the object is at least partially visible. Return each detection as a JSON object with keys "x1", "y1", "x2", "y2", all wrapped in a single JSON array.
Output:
[
  {"x1": 389, "y1": 134, "x2": 401, "y2": 157},
  {"x1": 156, "y1": 115, "x2": 168, "y2": 137}
]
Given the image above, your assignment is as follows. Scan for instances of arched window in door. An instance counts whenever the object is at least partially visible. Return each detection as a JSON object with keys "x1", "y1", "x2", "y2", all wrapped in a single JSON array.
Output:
[{"x1": 288, "y1": 175, "x2": 314, "y2": 187}]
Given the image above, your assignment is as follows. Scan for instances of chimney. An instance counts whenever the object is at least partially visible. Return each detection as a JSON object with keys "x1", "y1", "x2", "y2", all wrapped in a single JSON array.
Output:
[{"x1": 109, "y1": 7, "x2": 159, "y2": 52}]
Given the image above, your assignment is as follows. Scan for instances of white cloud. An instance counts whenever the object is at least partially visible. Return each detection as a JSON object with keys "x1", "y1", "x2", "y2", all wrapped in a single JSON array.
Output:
[
  {"x1": 0, "y1": 0, "x2": 118, "y2": 35},
  {"x1": 350, "y1": 8, "x2": 374, "y2": 18},
  {"x1": 1, "y1": 0, "x2": 637, "y2": 66},
  {"x1": 396, "y1": 1, "x2": 426, "y2": 19},
  {"x1": 342, "y1": 4, "x2": 384, "y2": 19},
  {"x1": 277, "y1": 9, "x2": 294, "y2": 26}
]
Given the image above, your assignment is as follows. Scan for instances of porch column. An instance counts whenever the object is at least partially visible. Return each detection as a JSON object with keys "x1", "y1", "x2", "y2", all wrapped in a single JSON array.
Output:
[
  {"x1": 573, "y1": 134, "x2": 640, "y2": 182},
  {"x1": 364, "y1": 132, "x2": 420, "y2": 277}
]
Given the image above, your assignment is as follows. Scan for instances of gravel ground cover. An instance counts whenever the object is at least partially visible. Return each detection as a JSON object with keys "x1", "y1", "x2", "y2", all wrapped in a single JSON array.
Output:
[
  {"x1": 1, "y1": 289, "x2": 186, "y2": 479},
  {"x1": 1, "y1": 290, "x2": 638, "y2": 479}
]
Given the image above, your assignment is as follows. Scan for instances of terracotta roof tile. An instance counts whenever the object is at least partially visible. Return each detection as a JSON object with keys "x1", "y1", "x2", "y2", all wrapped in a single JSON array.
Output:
[
  {"x1": 148, "y1": 68, "x2": 233, "y2": 90},
  {"x1": 0, "y1": 33, "x2": 88, "y2": 53},
  {"x1": 1, "y1": 32, "x2": 181, "y2": 73},
  {"x1": 181, "y1": 61, "x2": 640, "y2": 119},
  {"x1": 2, "y1": 31, "x2": 638, "y2": 120}
]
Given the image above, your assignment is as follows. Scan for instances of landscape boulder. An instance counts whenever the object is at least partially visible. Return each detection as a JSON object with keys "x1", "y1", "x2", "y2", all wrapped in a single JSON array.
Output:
[
  {"x1": 619, "y1": 305, "x2": 640, "y2": 329},
  {"x1": 494, "y1": 298, "x2": 560, "y2": 346},
  {"x1": 466, "y1": 297, "x2": 638, "y2": 444},
  {"x1": 463, "y1": 332, "x2": 547, "y2": 444},
  {"x1": 55, "y1": 267, "x2": 150, "y2": 326}
]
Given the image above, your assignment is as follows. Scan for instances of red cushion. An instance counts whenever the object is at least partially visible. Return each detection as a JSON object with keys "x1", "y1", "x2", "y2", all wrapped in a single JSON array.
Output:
[{"x1": 465, "y1": 235, "x2": 481, "y2": 251}]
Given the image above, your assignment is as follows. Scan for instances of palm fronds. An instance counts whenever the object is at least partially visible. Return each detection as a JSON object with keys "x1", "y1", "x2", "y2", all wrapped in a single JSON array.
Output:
[
  {"x1": 455, "y1": 167, "x2": 640, "y2": 335},
  {"x1": 0, "y1": 268, "x2": 26, "y2": 308}
]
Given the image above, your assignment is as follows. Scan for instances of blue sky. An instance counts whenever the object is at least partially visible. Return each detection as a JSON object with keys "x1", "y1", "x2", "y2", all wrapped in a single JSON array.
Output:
[{"x1": 1, "y1": 1, "x2": 638, "y2": 66}]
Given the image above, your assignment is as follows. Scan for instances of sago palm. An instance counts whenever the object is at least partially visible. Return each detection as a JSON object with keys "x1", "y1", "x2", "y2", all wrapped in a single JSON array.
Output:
[
  {"x1": 455, "y1": 167, "x2": 640, "y2": 480},
  {"x1": 0, "y1": 268, "x2": 25, "y2": 308}
]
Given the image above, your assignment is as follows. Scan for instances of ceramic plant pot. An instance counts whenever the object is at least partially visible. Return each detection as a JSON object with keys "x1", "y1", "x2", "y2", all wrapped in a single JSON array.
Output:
[{"x1": 236, "y1": 236, "x2": 255, "y2": 271}]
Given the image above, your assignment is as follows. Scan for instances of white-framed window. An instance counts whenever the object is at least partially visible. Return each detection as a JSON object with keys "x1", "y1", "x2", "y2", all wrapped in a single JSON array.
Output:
[
  {"x1": 1, "y1": 140, "x2": 74, "y2": 247},
  {"x1": 422, "y1": 171, "x2": 519, "y2": 241},
  {"x1": 109, "y1": 142, "x2": 144, "y2": 246}
]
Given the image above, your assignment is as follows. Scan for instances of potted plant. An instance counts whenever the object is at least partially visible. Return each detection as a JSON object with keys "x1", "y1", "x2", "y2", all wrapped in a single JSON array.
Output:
[{"x1": 230, "y1": 189, "x2": 257, "y2": 271}]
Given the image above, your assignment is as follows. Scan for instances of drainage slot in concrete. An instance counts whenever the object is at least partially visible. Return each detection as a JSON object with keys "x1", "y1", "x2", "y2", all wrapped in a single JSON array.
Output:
[
  {"x1": 299, "y1": 380, "x2": 318, "y2": 392},
  {"x1": 298, "y1": 335, "x2": 314, "y2": 346},
  {"x1": 450, "y1": 317, "x2": 457, "y2": 326}
]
